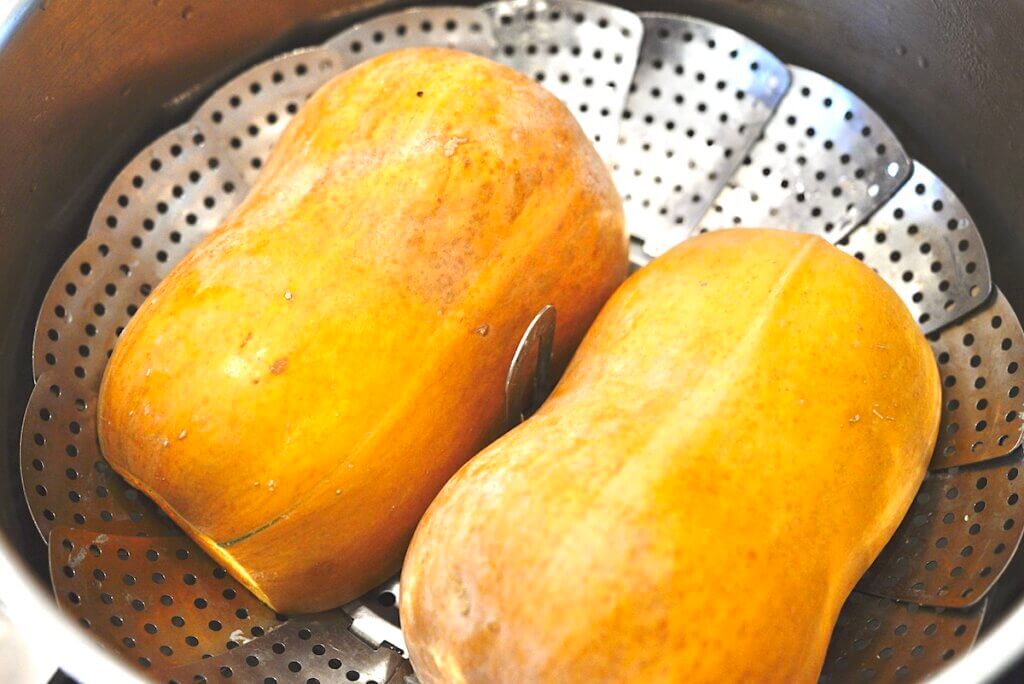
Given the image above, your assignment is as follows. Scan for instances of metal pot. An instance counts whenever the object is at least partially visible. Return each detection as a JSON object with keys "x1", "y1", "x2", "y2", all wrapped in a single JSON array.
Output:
[{"x1": 1, "y1": 1, "x2": 1023, "y2": 681}]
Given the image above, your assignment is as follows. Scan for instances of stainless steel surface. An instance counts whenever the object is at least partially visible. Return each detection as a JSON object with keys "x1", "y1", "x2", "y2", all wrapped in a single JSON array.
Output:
[
  {"x1": 837, "y1": 162, "x2": 993, "y2": 335},
  {"x1": 861, "y1": 449, "x2": 1024, "y2": 608},
  {"x1": 820, "y1": 592, "x2": 985, "y2": 683},
  {"x1": 484, "y1": 0, "x2": 642, "y2": 164},
  {"x1": 192, "y1": 48, "x2": 342, "y2": 186},
  {"x1": 505, "y1": 305, "x2": 557, "y2": 428},
  {"x1": 15, "y1": 2, "x2": 1016, "y2": 680},
  {"x1": 344, "y1": 576, "x2": 404, "y2": 653},
  {"x1": 324, "y1": 5, "x2": 496, "y2": 61},
  {"x1": 82, "y1": 124, "x2": 248, "y2": 241},
  {"x1": 702, "y1": 66, "x2": 911, "y2": 242},
  {"x1": 39, "y1": 123, "x2": 245, "y2": 388},
  {"x1": 618, "y1": 13, "x2": 789, "y2": 259},
  {"x1": 0, "y1": 551, "x2": 142, "y2": 684},
  {"x1": 166, "y1": 612, "x2": 405, "y2": 684},
  {"x1": 49, "y1": 527, "x2": 284, "y2": 672},
  {"x1": 6, "y1": 1, "x2": 1024, "y2": 684},
  {"x1": 23, "y1": 118, "x2": 248, "y2": 542},
  {"x1": 935, "y1": 601, "x2": 1024, "y2": 684},
  {"x1": 926, "y1": 291, "x2": 1024, "y2": 470},
  {"x1": 22, "y1": 372, "x2": 178, "y2": 539}
]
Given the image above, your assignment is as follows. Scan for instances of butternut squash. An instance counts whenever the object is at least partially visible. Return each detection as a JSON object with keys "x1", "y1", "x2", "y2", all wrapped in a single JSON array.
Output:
[
  {"x1": 400, "y1": 228, "x2": 941, "y2": 683},
  {"x1": 97, "y1": 47, "x2": 627, "y2": 613}
]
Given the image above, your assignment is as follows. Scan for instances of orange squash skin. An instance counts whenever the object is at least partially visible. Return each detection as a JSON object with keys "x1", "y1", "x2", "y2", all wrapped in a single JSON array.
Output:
[
  {"x1": 400, "y1": 229, "x2": 941, "y2": 683},
  {"x1": 96, "y1": 48, "x2": 627, "y2": 613}
]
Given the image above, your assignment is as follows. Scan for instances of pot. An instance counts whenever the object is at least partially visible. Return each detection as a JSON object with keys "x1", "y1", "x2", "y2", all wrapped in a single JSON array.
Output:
[{"x1": 1, "y1": 1, "x2": 1023, "y2": 681}]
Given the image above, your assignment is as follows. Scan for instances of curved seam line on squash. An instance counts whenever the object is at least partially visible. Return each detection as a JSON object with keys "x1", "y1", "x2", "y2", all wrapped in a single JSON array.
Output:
[
  {"x1": 220, "y1": 513, "x2": 289, "y2": 547},
  {"x1": 108, "y1": 462, "x2": 275, "y2": 605}
]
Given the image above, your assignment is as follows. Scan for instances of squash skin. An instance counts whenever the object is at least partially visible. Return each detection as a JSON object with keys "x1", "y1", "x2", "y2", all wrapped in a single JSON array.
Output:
[
  {"x1": 96, "y1": 48, "x2": 627, "y2": 613},
  {"x1": 400, "y1": 228, "x2": 941, "y2": 683}
]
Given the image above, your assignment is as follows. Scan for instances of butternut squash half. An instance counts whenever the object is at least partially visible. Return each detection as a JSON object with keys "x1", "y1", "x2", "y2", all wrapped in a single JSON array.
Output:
[
  {"x1": 97, "y1": 48, "x2": 627, "y2": 613},
  {"x1": 400, "y1": 228, "x2": 941, "y2": 683}
]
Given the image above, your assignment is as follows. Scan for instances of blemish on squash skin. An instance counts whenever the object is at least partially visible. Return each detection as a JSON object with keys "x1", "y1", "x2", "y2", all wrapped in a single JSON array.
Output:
[
  {"x1": 444, "y1": 136, "x2": 468, "y2": 157},
  {"x1": 270, "y1": 357, "x2": 289, "y2": 375},
  {"x1": 239, "y1": 331, "x2": 253, "y2": 349},
  {"x1": 474, "y1": 324, "x2": 489, "y2": 337},
  {"x1": 872, "y1": 404, "x2": 895, "y2": 421},
  {"x1": 451, "y1": 572, "x2": 471, "y2": 617}
]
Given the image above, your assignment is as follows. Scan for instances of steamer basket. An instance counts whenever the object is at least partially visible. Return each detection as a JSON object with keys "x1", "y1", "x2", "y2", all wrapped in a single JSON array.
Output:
[{"x1": 4, "y1": 1, "x2": 1024, "y2": 682}]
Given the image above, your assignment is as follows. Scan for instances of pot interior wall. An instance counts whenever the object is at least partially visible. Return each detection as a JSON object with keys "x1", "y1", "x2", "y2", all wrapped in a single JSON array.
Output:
[{"x1": 1, "y1": 0, "x2": 1023, "y2": 650}]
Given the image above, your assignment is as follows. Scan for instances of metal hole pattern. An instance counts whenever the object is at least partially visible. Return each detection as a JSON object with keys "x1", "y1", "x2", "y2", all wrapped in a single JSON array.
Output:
[
  {"x1": 49, "y1": 527, "x2": 285, "y2": 671},
  {"x1": 21, "y1": 376, "x2": 178, "y2": 540},
  {"x1": 195, "y1": 48, "x2": 340, "y2": 186},
  {"x1": 702, "y1": 66, "x2": 911, "y2": 241},
  {"x1": 165, "y1": 613, "x2": 404, "y2": 684},
  {"x1": 926, "y1": 290, "x2": 1024, "y2": 469},
  {"x1": 615, "y1": 13, "x2": 790, "y2": 258},
  {"x1": 484, "y1": 0, "x2": 642, "y2": 162},
  {"x1": 35, "y1": 125, "x2": 246, "y2": 389},
  {"x1": 819, "y1": 592, "x2": 985, "y2": 683},
  {"x1": 838, "y1": 162, "x2": 992, "y2": 334},
  {"x1": 18, "y1": 3, "x2": 1021, "y2": 682},
  {"x1": 324, "y1": 6, "x2": 497, "y2": 64},
  {"x1": 859, "y1": 450, "x2": 1024, "y2": 607},
  {"x1": 84, "y1": 123, "x2": 245, "y2": 239}
]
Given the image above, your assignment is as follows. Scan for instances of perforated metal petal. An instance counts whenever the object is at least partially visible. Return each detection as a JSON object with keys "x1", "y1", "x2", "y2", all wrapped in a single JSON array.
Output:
[
  {"x1": 615, "y1": 14, "x2": 789, "y2": 258},
  {"x1": 859, "y1": 450, "x2": 1024, "y2": 607},
  {"x1": 165, "y1": 613, "x2": 405, "y2": 684},
  {"x1": 34, "y1": 127, "x2": 246, "y2": 388},
  {"x1": 16, "y1": 4, "x2": 1024, "y2": 682},
  {"x1": 484, "y1": 0, "x2": 642, "y2": 162},
  {"x1": 49, "y1": 527, "x2": 285, "y2": 673},
  {"x1": 84, "y1": 124, "x2": 245, "y2": 238},
  {"x1": 820, "y1": 592, "x2": 985, "y2": 683},
  {"x1": 21, "y1": 377, "x2": 177, "y2": 540},
  {"x1": 838, "y1": 162, "x2": 992, "y2": 333},
  {"x1": 324, "y1": 6, "x2": 497, "y2": 63},
  {"x1": 927, "y1": 290, "x2": 1024, "y2": 470},
  {"x1": 23, "y1": 122, "x2": 245, "y2": 542},
  {"x1": 702, "y1": 66, "x2": 911, "y2": 240},
  {"x1": 193, "y1": 48, "x2": 341, "y2": 186}
]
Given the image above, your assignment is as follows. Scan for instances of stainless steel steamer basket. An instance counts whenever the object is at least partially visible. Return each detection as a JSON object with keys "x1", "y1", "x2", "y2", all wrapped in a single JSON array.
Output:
[{"x1": 2, "y1": 1, "x2": 1024, "y2": 682}]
